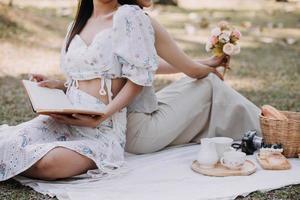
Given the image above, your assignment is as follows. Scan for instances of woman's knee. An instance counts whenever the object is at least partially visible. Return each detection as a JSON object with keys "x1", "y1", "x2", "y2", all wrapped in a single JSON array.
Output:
[
  {"x1": 32, "y1": 153, "x2": 60, "y2": 180},
  {"x1": 206, "y1": 73, "x2": 221, "y2": 83}
]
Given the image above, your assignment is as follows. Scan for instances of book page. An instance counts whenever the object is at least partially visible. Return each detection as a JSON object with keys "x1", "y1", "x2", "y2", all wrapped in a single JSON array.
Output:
[
  {"x1": 22, "y1": 80, "x2": 73, "y2": 111},
  {"x1": 22, "y1": 80, "x2": 104, "y2": 115}
]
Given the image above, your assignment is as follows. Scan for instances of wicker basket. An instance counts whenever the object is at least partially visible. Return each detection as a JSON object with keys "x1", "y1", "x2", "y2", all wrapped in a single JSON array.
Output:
[{"x1": 260, "y1": 111, "x2": 300, "y2": 158}]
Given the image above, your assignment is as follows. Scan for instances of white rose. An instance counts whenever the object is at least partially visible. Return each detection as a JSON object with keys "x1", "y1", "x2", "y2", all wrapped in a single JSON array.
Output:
[
  {"x1": 223, "y1": 43, "x2": 235, "y2": 55},
  {"x1": 205, "y1": 41, "x2": 213, "y2": 52},
  {"x1": 211, "y1": 27, "x2": 222, "y2": 37},
  {"x1": 219, "y1": 32, "x2": 230, "y2": 43},
  {"x1": 223, "y1": 30, "x2": 232, "y2": 36},
  {"x1": 233, "y1": 44, "x2": 241, "y2": 55}
]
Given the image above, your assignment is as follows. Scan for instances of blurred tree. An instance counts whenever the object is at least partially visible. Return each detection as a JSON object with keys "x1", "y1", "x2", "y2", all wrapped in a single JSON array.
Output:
[{"x1": 8, "y1": 0, "x2": 13, "y2": 7}]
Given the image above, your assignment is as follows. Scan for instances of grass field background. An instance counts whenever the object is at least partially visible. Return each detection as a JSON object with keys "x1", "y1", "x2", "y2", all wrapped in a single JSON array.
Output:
[{"x1": 0, "y1": 0, "x2": 299, "y2": 199}]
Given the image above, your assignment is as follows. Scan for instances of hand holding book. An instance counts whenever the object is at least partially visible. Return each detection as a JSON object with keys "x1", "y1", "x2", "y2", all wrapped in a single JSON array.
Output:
[{"x1": 49, "y1": 113, "x2": 108, "y2": 128}]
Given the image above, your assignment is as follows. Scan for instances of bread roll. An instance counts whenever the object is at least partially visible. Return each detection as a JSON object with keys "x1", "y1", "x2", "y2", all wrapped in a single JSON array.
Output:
[{"x1": 261, "y1": 105, "x2": 288, "y2": 120}]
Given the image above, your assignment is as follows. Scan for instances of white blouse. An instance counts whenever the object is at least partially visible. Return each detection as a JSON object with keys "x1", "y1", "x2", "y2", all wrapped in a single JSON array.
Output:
[{"x1": 60, "y1": 5, "x2": 159, "y2": 113}]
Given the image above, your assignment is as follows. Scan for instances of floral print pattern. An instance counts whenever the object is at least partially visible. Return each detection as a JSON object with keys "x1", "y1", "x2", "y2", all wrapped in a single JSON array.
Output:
[
  {"x1": 0, "y1": 162, "x2": 6, "y2": 179},
  {"x1": 0, "y1": 87, "x2": 127, "y2": 181}
]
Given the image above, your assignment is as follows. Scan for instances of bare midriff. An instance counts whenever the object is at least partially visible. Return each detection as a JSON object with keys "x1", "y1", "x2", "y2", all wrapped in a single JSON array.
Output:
[{"x1": 77, "y1": 78, "x2": 127, "y2": 105}]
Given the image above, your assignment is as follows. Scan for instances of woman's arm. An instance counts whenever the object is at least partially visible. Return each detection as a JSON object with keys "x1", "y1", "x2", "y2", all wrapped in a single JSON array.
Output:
[
  {"x1": 50, "y1": 80, "x2": 142, "y2": 128},
  {"x1": 156, "y1": 56, "x2": 229, "y2": 74},
  {"x1": 156, "y1": 58, "x2": 181, "y2": 74},
  {"x1": 103, "y1": 80, "x2": 142, "y2": 117},
  {"x1": 151, "y1": 18, "x2": 223, "y2": 79}
]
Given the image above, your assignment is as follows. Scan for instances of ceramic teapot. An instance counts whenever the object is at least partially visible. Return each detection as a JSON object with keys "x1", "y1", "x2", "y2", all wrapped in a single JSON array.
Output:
[{"x1": 197, "y1": 138, "x2": 219, "y2": 168}]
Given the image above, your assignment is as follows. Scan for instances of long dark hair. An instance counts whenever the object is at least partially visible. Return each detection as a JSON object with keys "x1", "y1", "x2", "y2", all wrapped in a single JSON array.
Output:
[{"x1": 65, "y1": 0, "x2": 140, "y2": 52}]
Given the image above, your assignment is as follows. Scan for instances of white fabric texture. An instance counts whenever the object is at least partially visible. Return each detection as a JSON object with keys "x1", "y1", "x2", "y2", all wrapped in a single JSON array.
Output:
[{"x1": 15, "y1": 145, "x2": 300, "y2": 200}]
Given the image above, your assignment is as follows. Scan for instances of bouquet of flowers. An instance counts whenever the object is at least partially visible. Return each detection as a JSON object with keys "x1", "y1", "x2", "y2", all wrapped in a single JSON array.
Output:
[{"x1": 205, "y1": 21, "x2": 242, "y2": 76}]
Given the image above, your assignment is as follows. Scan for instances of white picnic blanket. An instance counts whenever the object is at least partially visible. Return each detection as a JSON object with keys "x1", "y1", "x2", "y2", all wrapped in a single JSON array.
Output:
[{"x1": 15, "y1": 144, "x2": 300, "y2": 200}]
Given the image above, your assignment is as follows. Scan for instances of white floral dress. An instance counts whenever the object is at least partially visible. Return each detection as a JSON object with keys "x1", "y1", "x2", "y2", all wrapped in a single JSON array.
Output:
[{"x1": 0, "y1": 5, "x2": 158, "y2": 181}]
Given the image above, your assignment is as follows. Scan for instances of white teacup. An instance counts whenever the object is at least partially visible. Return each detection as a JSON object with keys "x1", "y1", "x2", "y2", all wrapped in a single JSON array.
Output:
[
  {"x1": 220, "y1": 151, "x2": 246, "y2": 170},
  {"x1": 210, "y1": 137, "x2": 234, "y2": 159}
]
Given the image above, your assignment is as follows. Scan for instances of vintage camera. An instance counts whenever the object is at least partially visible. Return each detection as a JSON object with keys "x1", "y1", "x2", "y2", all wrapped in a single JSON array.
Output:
[{"x1": 232, "y1": 130, "x2": 264, "y2": 155}]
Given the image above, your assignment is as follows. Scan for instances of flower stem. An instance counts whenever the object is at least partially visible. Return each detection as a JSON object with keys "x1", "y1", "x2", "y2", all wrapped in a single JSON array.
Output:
[{"x1": 223, "y1": 67, "x2": 227, "y2": 77}]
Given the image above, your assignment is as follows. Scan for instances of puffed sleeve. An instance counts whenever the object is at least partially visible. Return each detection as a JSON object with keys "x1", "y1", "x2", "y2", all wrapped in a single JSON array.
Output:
[{"x1": 112, "y1": 5, "x2": 158, "y2": 86}]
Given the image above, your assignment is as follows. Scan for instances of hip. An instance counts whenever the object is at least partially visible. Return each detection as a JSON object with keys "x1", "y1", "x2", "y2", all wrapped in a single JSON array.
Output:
[{"x1": 66, "y1": 86, "x2": 127, "y2": 139}]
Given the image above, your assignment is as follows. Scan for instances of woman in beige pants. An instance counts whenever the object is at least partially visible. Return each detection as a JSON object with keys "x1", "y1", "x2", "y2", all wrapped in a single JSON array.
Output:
[{"x1": 125, "y1": 0, "x2": 261, "y2": 154}]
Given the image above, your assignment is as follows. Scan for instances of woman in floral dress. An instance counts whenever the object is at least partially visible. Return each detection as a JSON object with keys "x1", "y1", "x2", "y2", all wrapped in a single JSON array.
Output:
[{"x1": 0, "y1": 0, "x2": 164, "y2": 181}]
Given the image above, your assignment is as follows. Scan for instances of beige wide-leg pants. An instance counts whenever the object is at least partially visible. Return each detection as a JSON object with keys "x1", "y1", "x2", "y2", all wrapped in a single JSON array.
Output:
[{"x1": 125, "y1": 74, "x2": 261, "y2": 154}]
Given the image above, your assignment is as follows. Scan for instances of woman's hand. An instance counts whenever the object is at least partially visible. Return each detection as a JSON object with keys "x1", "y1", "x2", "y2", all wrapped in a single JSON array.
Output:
[
  {"x1": 49, "y1": 113, "x2": 108, "y2": 128},
  {"x1": 29, "y1": 73, "x2": 48, "y2": 82},
  {"x1": 29, "y1": 73, "x2": 65, "y2": 90},
  {"x1": 205, "y1": 55, "x2": 231, "y2": 69},
  {"x1": 37, "y1": 79, "x2": 65, "y2": 90},
  {"x1": 203, "y1": 55, "x2": 231, "y2": 80},
  {"x1": 210, "y1": 67, "x2": 224, "y2": 81}
]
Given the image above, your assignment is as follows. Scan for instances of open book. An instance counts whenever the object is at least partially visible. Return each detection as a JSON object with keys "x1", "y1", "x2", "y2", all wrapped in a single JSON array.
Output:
[{"x1": 22, "y1": 80, "x2": 104, "y2": 115}]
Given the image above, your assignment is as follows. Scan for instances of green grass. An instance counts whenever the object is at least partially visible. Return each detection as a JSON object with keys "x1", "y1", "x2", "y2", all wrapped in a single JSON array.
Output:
[{"x1": 0, "y1": 1, "x2": 300, "y2": 199}]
